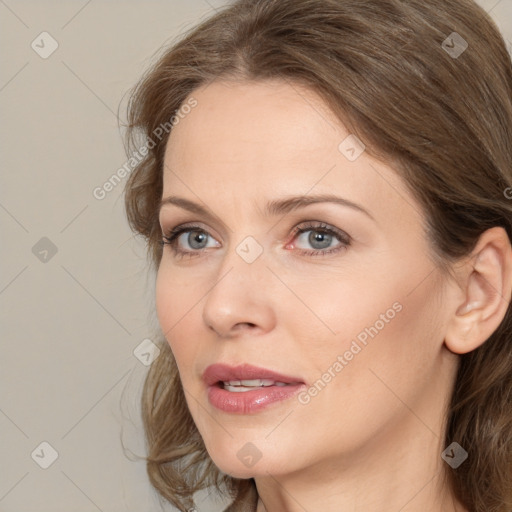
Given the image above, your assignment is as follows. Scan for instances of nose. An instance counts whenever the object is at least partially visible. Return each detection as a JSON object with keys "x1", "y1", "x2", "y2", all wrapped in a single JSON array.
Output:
[{"x1": 201, "y1": 242, "x2": 277, "y2": 339}]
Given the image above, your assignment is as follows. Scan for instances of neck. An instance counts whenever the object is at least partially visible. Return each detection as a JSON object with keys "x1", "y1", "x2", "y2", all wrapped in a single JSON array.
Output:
[{"x1": 254, "y1": 412, "x2": 467, "y2": 512}]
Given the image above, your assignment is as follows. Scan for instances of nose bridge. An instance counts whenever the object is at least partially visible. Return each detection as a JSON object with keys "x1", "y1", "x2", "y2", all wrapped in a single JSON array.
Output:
[
  {"x1": 215, "y1": 232, "x2": 268, "y2": 287},
  {"x1": 201, "y1": 233, "x2": 275, "y2": 335}
]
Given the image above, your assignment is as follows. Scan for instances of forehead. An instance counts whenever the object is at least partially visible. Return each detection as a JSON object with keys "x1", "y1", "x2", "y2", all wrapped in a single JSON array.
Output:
[
  {"x1": 164, "y1": 79, "x2": 348, "y2": 172},
  {"x1": 161, "y1": 79, "x2": 416, "y2": 226}
]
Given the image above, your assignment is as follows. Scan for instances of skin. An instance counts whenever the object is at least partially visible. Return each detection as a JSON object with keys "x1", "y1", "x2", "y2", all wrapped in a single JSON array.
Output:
[{"x1": 156, "y1": 79, "x2": 512, "y2": 512}]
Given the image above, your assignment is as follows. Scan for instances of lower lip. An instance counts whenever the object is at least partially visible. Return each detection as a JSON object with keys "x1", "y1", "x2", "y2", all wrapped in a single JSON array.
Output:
[{"x1": 207, "y1": 383, "x2": 305, "y2": 414}]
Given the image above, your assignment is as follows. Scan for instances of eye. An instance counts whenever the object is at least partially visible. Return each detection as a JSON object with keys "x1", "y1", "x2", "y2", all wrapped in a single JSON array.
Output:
[
  {"x1": 160, "y1": 221, "x2": 351, "y2": 259},
  {"x1": 160, "y1": 224, "x2": 220, "y2": 258},
  {"x1": 288, "y1": 222, "x2": 351, "y2": 256}
]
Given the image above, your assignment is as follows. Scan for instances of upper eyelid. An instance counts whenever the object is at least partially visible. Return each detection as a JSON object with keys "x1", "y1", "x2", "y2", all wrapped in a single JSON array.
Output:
[
  {"x1": 159, "y1": 213, "x2": 230, "y2": 238},
  {"x1": 164, "y1": 223, "x2": 222, "y2": 243},
  {"x1": 162, "y1": 221, "x2": 342, "y2": 234},
  {"x1": 158, "y1": 198, "x2": 371, "y2": 235}
]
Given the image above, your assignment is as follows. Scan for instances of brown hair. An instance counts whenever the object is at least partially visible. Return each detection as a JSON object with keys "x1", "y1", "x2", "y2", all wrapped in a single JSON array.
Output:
[{"x1": 122, "y1": 0, "x2": 512, "y2": 510}]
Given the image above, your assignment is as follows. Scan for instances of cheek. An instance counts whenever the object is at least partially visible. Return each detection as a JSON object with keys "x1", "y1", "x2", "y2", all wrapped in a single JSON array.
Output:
[
  {"x1": 283, "y1": 265, "x2": 404, "y2": 365},
  {"x1": 155, "y1": 267, "x2": 175, "y2": 343},
  {"x1": 155, "y1": 261, "x2": 204, "y2": 331},
  {"x1": 155, "y1": 265, "x2": 201, "y2": 372},
  {"x1": 274, "y1": 283, "x2": 445, "y2": 471},
  {"x1": 309, "y1": 274, "x2": 444, "y2": 423},
  {"x1": 307, "y1": 247, "x2": 443, "y2": 361},
  {"x1": 293, "y1": 260, "x2": 445, "y2": 407}
]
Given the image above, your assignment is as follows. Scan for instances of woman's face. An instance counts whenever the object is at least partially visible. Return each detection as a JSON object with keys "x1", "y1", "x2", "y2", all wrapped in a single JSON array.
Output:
[{"x1": 156, "y1": 79, "x2": 458, "y2": 478}]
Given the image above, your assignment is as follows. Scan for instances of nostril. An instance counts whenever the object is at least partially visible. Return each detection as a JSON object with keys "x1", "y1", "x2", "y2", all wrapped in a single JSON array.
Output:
[{"x1": 234, "y1": 322, "x2": 257, "y2": 331}]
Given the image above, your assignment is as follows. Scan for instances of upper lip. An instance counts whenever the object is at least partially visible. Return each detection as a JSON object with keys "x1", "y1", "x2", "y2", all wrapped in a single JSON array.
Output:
[{"x1": 203, "y1": 363, "x2": 304, "y2": 386}]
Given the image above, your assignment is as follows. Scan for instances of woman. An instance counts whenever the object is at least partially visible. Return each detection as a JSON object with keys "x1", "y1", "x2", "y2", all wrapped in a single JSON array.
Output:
[{"x1": 122, "y1": 0, "x2": 512, "y2": 510}]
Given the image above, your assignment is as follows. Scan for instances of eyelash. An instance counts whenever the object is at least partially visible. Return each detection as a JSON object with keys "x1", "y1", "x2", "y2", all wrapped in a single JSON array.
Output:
[{"x1": 159, "y1": 222, "x2": 351, "y2": 260}]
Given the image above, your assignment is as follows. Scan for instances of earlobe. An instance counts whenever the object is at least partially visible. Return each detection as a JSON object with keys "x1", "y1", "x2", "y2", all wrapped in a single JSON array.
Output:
[{"x1": 444, "y1": 227, "x2": 512, "y2": 355}]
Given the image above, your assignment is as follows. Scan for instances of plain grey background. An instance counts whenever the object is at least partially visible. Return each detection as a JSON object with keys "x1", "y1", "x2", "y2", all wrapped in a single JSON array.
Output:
[{"x1": 1, "y1": 1, "x2": 511, "y2": 511}]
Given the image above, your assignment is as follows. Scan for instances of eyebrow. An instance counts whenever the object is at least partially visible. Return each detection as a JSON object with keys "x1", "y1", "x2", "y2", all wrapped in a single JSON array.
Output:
[{"x1": 159, "y1": 194, "x2": 375, "y2": 222}]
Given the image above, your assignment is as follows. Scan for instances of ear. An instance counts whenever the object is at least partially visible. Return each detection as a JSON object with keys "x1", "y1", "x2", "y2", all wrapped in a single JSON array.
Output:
[{"x1": 444, "y1": 227, "x2": 512, "y2": 354}]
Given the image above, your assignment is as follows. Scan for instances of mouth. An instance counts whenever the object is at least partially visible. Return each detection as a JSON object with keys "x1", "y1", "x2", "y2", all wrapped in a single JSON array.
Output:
[
  {"x1": 203, "y1": 362, "x2": 304, "y2": 387},
  {"x1": 203, "y1": 363, "x2": 305, "y2": 414},
  {"x1": 221, "y1": 379, "x2": 295, "y2": 392}
]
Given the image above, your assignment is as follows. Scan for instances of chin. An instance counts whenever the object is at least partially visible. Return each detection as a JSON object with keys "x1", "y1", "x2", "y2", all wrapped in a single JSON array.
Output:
[
  {"x1": 207, "y1": 454, "x2": 259, "y2": 479},
  {"x1": 202, "y1": 437, "x2": 269, "y2": 476}
]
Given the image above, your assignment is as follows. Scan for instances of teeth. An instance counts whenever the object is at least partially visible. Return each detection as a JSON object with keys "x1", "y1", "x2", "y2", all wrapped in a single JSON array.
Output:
[
  {"x1": 222, "y1": 379, "x2": 289, "y2": 391},
  {"x1": 241, "y1": 379, "x2": 275, "y2": 386},
  {"x1": 224, "y1": 385, "x2": 258, "y2": 392}
]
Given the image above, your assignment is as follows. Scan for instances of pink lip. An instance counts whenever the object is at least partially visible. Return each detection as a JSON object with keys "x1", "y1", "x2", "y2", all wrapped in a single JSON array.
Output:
[
  {"x1": 203, "y1": 363, "x2": 306, "y2": 414},
  {"x1": 203, "y1": 363, "x2": 303, "y2": 386}
]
